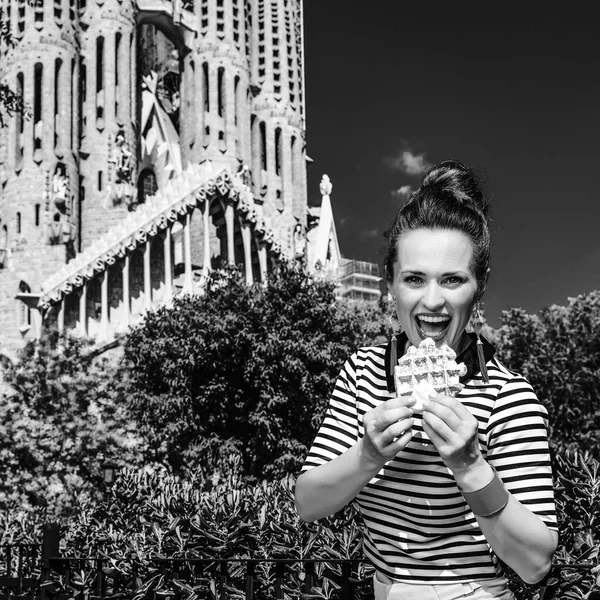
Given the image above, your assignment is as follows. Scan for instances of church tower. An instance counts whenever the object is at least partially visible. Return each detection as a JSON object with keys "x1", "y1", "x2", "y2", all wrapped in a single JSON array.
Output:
[
  {"x1": 0, "y1": 0, "x2": 315, "y2": 356},
  {"x1": 0, "y1": 0, "x2": 82, "y2": 343}
]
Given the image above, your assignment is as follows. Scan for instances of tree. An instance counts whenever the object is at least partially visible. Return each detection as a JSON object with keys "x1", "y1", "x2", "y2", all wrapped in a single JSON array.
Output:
[
  {"x1": 0, "y1": 331, "x2": 143, "y2": 516},
  {"x1": 123, "y1": 264, "x2": 384, "y2": 481},
  {"x1": 494, "y1": 291, "x2": 600, "y2": 457}
]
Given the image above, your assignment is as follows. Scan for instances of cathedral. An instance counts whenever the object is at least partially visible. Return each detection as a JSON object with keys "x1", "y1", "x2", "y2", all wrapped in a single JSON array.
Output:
[{"x1": 0, "y1": 0, "x2": 360, "y2": 362}]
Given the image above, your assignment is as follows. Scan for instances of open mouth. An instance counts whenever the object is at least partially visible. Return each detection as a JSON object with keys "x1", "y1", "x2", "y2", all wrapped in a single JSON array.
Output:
[{"x1": 415, "y1": 314, "x2": 451, "y2": 342}]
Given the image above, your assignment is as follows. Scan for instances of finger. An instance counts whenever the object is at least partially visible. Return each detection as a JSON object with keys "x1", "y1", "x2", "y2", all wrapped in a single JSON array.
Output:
[
  {"x1": 392, "y1": 427, "x2": 414, "y2": 452},
  {"x1": 421, "y1": 418, "x2": 446, "y2": 448},
  {"x1": 380, "y1": 418, "x2": 415, "y2": 446},
  {"x1": 422, "y1": 410, "x2": 456, "y2": 443},
  {"x1": 381, "y1": 395, "x2": 417, "y2": 412},
  {"x1": 430, "y1": 393, "x2": 474, "y2": 422},
  {"x1": 423, "y1": 396, "x2": 463, "y2": 430},
  {"x1": 374, "y1": 406, "x2": 414, "y2": 431}
]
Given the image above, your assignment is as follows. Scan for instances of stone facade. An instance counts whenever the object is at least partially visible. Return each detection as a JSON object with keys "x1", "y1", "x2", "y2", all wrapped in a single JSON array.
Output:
[{"x1": 0, "y1": 0, "x2": 314, "y2": 358}]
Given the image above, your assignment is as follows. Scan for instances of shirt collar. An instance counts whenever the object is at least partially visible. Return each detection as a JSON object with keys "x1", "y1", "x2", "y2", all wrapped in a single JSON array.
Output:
[{"x1": 384, "y1": 331, "x2": 495, "y2": 393}]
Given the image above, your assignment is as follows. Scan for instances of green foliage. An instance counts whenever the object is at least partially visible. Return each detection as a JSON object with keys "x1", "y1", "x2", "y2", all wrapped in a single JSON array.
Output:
[
  {"x1": 57, "y1": 455, "x2": 372, "y2": 599},
  {"x1": 0, "y1": 330, "x2": 143, "y2": 516},
  {"x1": 494, "y1": 291, "x2": 600, "y2": 457},
  {"x1": 123, "y1": 264, "x2": 383, "y2": 481}
]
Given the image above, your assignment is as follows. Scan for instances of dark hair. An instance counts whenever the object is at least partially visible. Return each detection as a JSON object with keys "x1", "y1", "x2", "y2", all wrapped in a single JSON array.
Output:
[{"x1": 383, "y1": 160, "x2": 491, "y2": 300}]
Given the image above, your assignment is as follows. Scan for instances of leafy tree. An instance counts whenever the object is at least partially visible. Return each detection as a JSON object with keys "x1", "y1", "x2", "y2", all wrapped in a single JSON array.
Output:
[
  {"x1": 494, "y1": 291, "x2": 600, "y2": 458},
  {"x1": 0, "y1": 330, "x2": 143, "y2": 516},
  {"x1": 123, "y1": 264, "x2": 384, "y2": 481}
]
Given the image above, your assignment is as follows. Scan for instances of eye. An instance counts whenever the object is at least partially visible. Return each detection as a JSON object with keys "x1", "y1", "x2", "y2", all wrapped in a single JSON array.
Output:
[
  {"x1": 403, "y1": 275, "x2": 424, "y2": 286},
  {"x1": 443, "y1": 275, "x2": 466, "y2": 286}
]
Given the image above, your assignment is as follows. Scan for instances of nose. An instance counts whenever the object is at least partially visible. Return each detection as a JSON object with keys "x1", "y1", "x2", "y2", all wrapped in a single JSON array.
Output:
[{"x1": 422, "y1": 281, "x2": 445, "y2": 311}]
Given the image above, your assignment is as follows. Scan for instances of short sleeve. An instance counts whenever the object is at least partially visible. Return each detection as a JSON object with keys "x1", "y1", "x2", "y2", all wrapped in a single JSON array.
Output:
[
  {"x1": 300, "y1": 353, "x2": 360, "y2": 473},
  {"x1": 486, "y1": 376, "x2": 558, "y2": 532}
]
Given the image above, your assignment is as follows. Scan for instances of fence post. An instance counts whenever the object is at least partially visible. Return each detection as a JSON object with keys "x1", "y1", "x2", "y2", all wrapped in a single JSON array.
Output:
[
  {"x1": 41, "y1": 524, "x2": 61, "y2": 561},
  {"x1": 274, "y1": 562, "x2": 284, "y2": 600},
  {"x1": 341, "y1": 562, "x2": 351, "y2": 600},
  {"x1": 245, "y1": 562, "x2": 255, "y2": 600},
  {"x1": 302, "y1": 561, "x2": 314, "y2": 594}
]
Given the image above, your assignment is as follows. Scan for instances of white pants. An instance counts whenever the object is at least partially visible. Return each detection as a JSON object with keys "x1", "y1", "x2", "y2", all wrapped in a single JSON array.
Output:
[{"x1": 373, "y1": 573, "x2": 516, "y2": 600}]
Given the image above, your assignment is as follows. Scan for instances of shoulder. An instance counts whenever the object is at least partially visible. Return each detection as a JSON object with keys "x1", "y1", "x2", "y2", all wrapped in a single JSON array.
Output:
[{"x1": 486, "y1": 357, "x2": 549, "y2": 420}]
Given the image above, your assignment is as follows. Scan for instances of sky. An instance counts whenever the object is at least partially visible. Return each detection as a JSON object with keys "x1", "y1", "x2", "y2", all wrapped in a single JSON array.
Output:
[{"x1": 302, "y1": 2, "x2": 600, "y2": 328}]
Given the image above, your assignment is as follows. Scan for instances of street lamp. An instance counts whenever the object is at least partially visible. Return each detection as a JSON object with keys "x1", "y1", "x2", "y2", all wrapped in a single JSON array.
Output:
[{"x1": 101, "y1": 459, "x2": 120, "y2": 486}]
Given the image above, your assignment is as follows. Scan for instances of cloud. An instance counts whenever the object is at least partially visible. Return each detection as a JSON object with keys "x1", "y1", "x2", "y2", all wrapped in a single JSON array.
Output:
[
  {"x1": 385, "y1": 149, "x2": 431, "y2": 176},
  {"x1": 359, "y1": 228, "x2": 380, "y2": 240},
  {"x1": 391, "y1": 185, "x2": 413, "y2": 200}
]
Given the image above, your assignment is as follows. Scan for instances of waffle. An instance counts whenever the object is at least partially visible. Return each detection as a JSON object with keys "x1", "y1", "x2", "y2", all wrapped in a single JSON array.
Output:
[{"x1": 394, "y1": 337, "x2": 467, "y2": 411}]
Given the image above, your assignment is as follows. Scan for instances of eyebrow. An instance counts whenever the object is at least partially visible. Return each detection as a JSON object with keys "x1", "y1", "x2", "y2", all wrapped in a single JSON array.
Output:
[{"x1": 400, "y1": 270, "x2": 470, "y2": 277}]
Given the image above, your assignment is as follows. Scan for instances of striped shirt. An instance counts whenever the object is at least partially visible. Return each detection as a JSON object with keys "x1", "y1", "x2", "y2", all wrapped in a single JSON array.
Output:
[{"x1": 300, "y1": 340, "x2": 558, "y2": 584}]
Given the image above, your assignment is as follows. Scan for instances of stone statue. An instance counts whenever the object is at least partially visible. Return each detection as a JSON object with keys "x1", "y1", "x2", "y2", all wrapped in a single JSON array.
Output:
[
  {"x1": 110, "y1": 131, "x2": 136, "y2": 208},
  {"x1": 293, "y1": 222, "x2": 306, "y2": 263},
  {"x1": 52, "y1": 165, "x2": 68, "y2": 209},
  {"x1": 320, "y1": 174, "x2": 332, "y2": 196},
  {"x1": 237, "y1": 163, "x2": 253, "y2": 190}
]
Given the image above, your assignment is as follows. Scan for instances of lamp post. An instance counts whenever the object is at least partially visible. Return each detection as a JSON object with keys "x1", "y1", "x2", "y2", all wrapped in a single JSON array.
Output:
[{"x1": 100, "y1": 458, "x2": 120, "y2": 487}]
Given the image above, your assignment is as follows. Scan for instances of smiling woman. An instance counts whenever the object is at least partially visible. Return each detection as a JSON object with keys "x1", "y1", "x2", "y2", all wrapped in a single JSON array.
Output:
[{"x1": 295, "y1": 160, "x2": 558, "y2": 599}]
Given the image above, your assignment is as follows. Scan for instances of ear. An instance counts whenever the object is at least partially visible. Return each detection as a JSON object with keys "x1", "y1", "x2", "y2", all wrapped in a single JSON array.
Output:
[{"x1": 387, "y1": 281, "x2": 395, "y2": 300}]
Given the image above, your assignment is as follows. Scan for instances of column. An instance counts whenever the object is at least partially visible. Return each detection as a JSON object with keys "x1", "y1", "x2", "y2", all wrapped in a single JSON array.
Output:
[
  {"x1": 164, "y1": 226, "x2": 173, "y2": 300},
  {"x1": 183, "y1": 212, "x2": 193, "y2": 293},
  {"x1": 57, "y1": 298, "x2": 65, "y2": 333},
  {"x1": 79, "y1": 282, "x2": 87, "y2": 336},
  {"x1": 225, "y1": 72, "x2": 236, "y2": 157},
  {"x1": 143, "y1": 239, "x2": 151, "y2": 309},
  {"x1": 241, "y1": 222, "x2": 253, "y2": 285},
  {"x1": 209, "y1": 65, "x2": 219, "y2": 148},
  {"x1": 120, "y1": 254, "x2": 130, "y2": 331},
  {"x1": 251, "y1": 118, "x2": 261, "y2": 195},
  {"x1": 281, "y1": 129, "x2": 293, "y2": 214},
  {"x1": 202, "y1": 201, "x2": 211, "y2": 276},
  {"x1": 258, "y1": 243, "x2": 267, "y2": 282},
  {"x1": 100, "y1": 270, "x2": 108, "y2": 341},
  {"x1": 104, "y1": 33, "x2": 116, "y2": 124},
  {"x1": 225, "y1": 203, "x2": 235, "y2": 265}
]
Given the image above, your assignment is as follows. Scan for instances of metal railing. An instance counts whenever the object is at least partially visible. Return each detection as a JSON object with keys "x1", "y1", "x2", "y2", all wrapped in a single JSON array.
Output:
[{"x1": 1, "y1": 543, "x2": 597, "y2": 600}]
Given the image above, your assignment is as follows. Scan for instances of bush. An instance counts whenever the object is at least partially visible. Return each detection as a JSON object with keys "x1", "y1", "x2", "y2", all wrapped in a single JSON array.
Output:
[
  {"x1": 0, "y1": 448, "x2": 586, "y2": 599},
  {"x1": 494, "y1": 292, "x2": 600, "y2": 458},
  {"x1": 59, "y1": 455, "x2": 372, "y2": 599}
]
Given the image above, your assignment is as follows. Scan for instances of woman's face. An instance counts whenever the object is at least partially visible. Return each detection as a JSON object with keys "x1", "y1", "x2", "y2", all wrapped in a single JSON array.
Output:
[{"x1": 387, "y1": 228, "x2": 479, "y2": 351}]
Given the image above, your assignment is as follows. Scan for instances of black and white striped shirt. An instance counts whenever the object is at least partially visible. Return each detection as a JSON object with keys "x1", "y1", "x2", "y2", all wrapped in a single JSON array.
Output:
[{"x1": 300, "y1": 339, "x2": 558, "y2": 584}]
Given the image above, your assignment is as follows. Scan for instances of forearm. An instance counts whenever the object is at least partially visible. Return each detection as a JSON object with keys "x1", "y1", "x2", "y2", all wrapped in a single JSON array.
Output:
[
  {"x1": 294, "y1": 440, "x2": 381, "y2": 522},
  {"x1": 454, "y1": 458, "x2": 558, "y2": 584}
]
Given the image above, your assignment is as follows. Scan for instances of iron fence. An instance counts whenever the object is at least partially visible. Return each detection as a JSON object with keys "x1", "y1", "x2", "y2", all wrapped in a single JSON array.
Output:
[{"x1": 0, "y1": 542, "x2": 597, "y2": 600}]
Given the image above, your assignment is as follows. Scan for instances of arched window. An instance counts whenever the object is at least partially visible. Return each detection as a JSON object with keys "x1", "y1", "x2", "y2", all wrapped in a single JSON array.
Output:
[{"x1": 138, "y1": 169, "x2": 158, "y2": 204}]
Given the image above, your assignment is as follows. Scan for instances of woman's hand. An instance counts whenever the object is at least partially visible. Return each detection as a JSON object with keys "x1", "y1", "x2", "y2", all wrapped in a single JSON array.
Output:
[
  {"x1": 360, "y1": 397, "x2": 415, "y2": 470},
  {"x1": 421, "y1": 393, "x2": 482, "y2": 471}
]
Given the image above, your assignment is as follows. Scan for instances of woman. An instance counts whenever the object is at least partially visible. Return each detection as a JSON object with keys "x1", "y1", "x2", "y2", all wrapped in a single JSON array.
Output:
[{"x1": 294, "y1": 160, "x2": 558, "y2": 599}]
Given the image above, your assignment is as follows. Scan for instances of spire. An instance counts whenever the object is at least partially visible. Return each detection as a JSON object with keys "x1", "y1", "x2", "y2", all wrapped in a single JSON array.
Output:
[{"x1": 310, "y1": 174, "x2": 341, "y2": 273}]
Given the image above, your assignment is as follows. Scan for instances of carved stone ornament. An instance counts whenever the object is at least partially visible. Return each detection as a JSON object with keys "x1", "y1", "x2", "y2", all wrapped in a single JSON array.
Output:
[{"x1": 319, "y1": 174, "x2": 332, "y2": 196}]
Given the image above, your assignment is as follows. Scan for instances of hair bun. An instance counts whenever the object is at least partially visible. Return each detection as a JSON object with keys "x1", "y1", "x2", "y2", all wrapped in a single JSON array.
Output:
[{"x1": 420, "y1": 159, "x2": 489, "y2": 218}]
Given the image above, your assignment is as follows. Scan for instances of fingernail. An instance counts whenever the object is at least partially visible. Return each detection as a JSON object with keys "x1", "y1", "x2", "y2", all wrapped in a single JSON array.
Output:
[{"x1": 422, "y1": 398, "x2": 430, "y2": 409}]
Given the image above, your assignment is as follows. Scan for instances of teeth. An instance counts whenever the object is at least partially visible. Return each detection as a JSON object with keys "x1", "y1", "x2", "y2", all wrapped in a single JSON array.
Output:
[{"x1": 418, "y1": 316, "x2": 450, "y2": 323}]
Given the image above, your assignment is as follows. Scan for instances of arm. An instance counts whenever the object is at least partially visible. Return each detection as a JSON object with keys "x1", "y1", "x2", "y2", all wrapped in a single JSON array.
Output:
[
  {"x1": 295, "y1": 397, "x2": 415, "y2": 522},
  {"x1": 422, "y1": 387, "x2": 558, "y2": 585},
  {"x1": 451, "y1": 455, "x2": 558, "y2": 585}
]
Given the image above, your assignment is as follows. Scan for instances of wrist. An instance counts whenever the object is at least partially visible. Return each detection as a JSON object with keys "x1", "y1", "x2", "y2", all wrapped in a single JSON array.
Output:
[
  {"x1": 356, "y1": 438, "x2": 386, "y2": 475},
  {"x1": 451, "y1": 455, "x2": 494, "y2": 493}
]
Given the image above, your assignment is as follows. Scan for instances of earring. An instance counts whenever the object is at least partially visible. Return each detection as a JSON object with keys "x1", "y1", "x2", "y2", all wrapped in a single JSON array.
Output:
[
  {"x1": 472, "y1": 302, "x2": 489, "y2": 383},
  {"x1": 388, "y1": 310, "x2": 401, "y2": 380}
]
